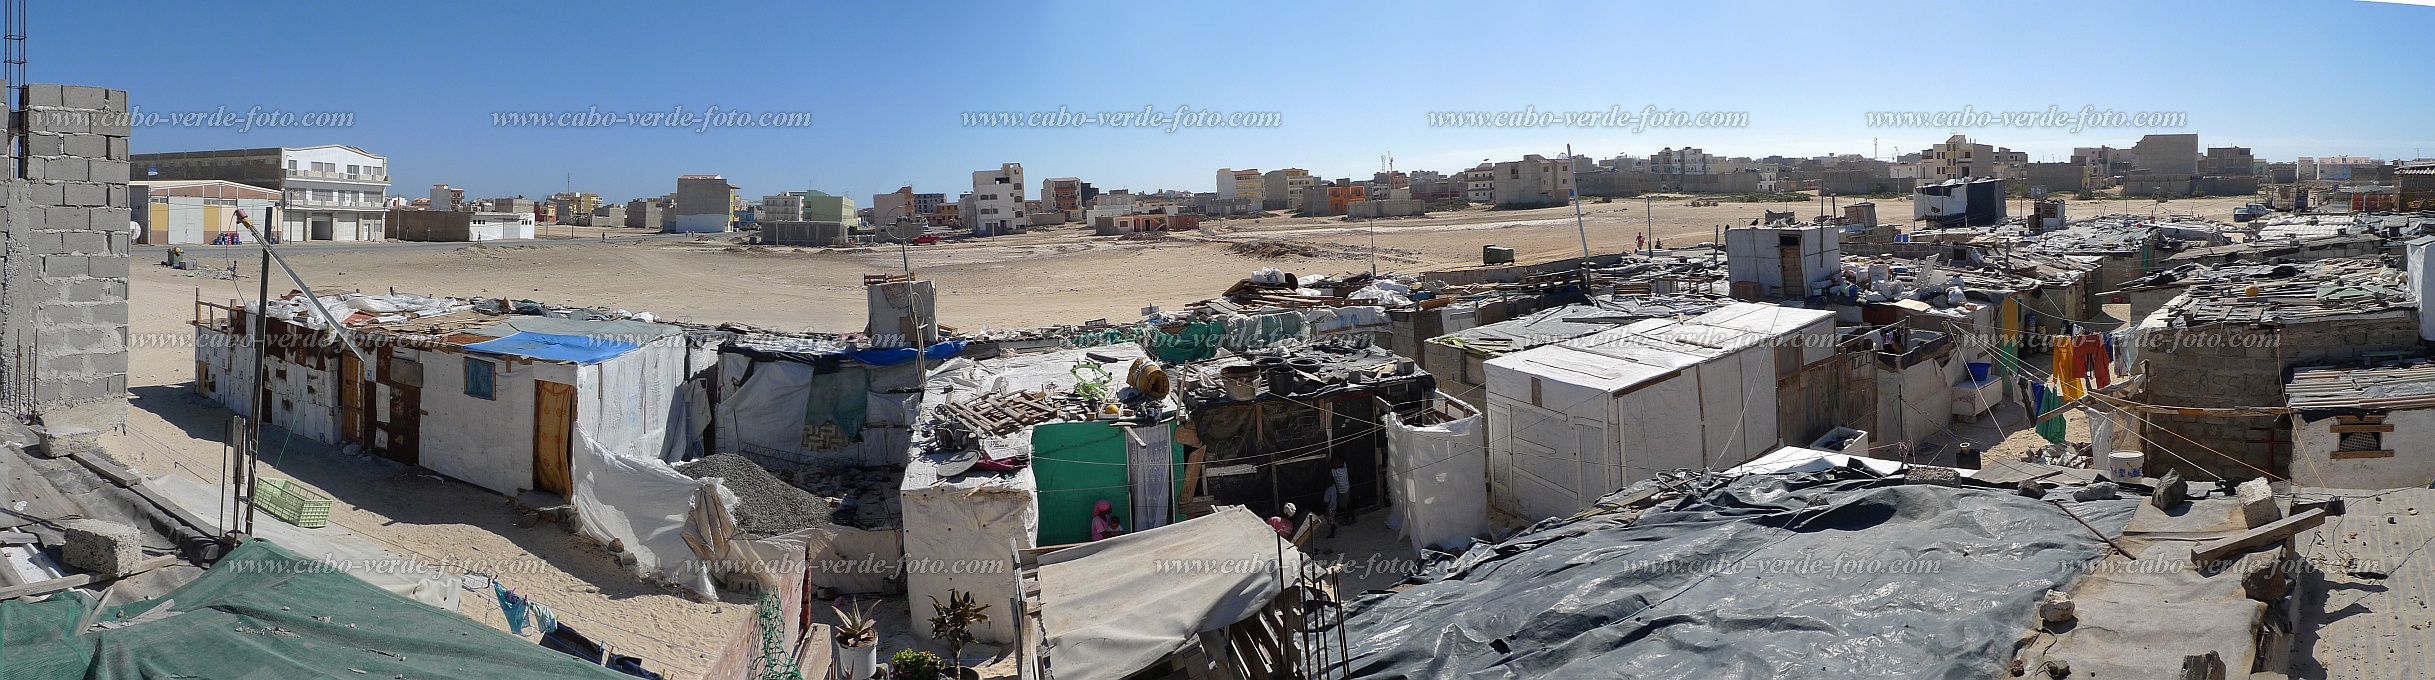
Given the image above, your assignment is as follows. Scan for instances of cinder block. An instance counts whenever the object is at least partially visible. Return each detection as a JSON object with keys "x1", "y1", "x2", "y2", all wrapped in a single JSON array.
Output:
[
  {"x1": 23, "y1": 84, "x2": 63, "y2": 107},
  {"x1": 29, "y1": 157, "x2": 81, "y2": 182},
  {"x1": 107, "y1": 137, "x2": 127, "y2": 161},
  {"x1": 89, "y1": 349, "x2": 127, "y2": 376},
  {"x1": 93, "y1": 207, "x2": 132, "y2": 232},
  {"x1": 62, "y1": 183, "x2": 104, "y2": 206},
  {"x1": 24, "y1": 133, "x2": 64, "y2": 156},
  {"x1": 86, "y1": 256, "x2": 129, "y2": 278},
  {"x1": 31, "y1": 380, "x2": 64, "y2": 404},
  {"x1": 59, "y1": 519, "x2": 142, "y2": 577},
  {"x1": 106, "y1": 185, "x2": 126, "y2": 209},
  {"x1": 104, "y1": 232, "x2": 128, "y2": 252},
  {"x1": 24, "y1": 106, "x2": 89, "y2": 134},
  {"x1": 61, "y1": 232, "x2": 105, "y2": 255},
  {"x1": 45, "y1": 206, "x2": 89, "y2": 230},
  {"x1": 29, "y1": 181, "x2": 64, "y2": 206},
  {"x1": 40, "y1": 255, "x2": 87, "y2": 278},
  {"x1": 104, "y1": 89, "x2": 126, "y2": 111},
  {"x1": 35, "y1": 305, "x2": 84, "y2": 325},
  {"x1": 91, "y1": 114, "x2": 129, "y2": 137},
  {"x1": 92, "y1": 301, "x2": 127, "y2": 325},
  {"x1": 89, "y1": 160, "x2": 130, "y2": 183},
  {"x1": 59, "y1": 86, "x2": 105, "y2": 110},
  {"x1": 60, "y1": 134, "x2": 103, "y2": 158},
  {"x1": 67, "y1": 377, "x2": 112, "y2": 402}
]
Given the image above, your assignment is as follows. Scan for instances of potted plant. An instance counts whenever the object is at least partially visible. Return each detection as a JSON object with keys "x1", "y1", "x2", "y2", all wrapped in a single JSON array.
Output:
[
  {"x1": 832, "y1": 600, "x2": 880, "y2": 680},
  {"x1": 888, "y1": 650, "x2": 940, "y2": 680},
  {"x1": 927, "y1": 590, "x2": 992, "y2": 680}
]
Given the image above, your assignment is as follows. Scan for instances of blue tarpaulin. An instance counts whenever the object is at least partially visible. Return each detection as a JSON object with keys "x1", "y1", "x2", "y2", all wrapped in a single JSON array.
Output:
[
  {"x1": 846, "y1": 339, "x2": 967, "y2": 367},
  {"x1": 464, "y1": 332, "x2": 640, "y2": 365}
]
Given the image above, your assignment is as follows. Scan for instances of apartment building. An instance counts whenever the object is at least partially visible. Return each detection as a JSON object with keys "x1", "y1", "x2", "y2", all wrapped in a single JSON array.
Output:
[
  {"x1": 1300, "y1": 181, "x2": 1368, "y2": 216},
  {"x1": 1461, "y1": 164, "x2": 1495, "y2": 202},
  {"x1": 549, "y1": 192, "x2": 600, "y2": 225},
  {"x1": 1924, "y1": 135, "x2": 1995, "y2": 181},
  {"x1": 2131, "y1": 134, "x2": 2200, "y2": 175},
  {"x1": 2201, "y1": 147, "x2": 2256, "y2": 176},
  {"x1": 968, "y1": 163, "x2": 1026, "y2": 236},
  {"x1": 1215, "y1": 168, "x2": 1265, "y2": 205},
  {"x1": 760, "y1": 191, "x2": 807, "y2": 223},
  {"x1": 428, "y1": 184, "x2": 467, "y2": 212},
  {"x1": 669, "y1": 174, "x2": 736, "y2": 232},
  {"x1": 1490, "y1": 154, "x2": 1573, "y2": 208},
  {"x1": 1042, "y1": 177, "x2": 1088, "y2": 213},
  {"x1": 1261, "y1": 168, "x2": 1314, "y2": 211},
  {"x1": 1649, "y1": 147, "x2": 1714, "y2": 176},
  {"x1": 130, "y1": 145, "x2": 390, "y2": 241}
]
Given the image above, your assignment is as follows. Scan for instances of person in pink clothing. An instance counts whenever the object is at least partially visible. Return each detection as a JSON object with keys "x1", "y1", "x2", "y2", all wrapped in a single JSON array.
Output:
[{"x1": 1090, "y1": 500, "x2": 1126, "y2": 541}]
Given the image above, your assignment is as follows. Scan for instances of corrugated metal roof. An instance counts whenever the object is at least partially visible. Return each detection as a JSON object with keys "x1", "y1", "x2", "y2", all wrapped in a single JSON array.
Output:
[{"x1": 2287, "y1": 362, "x2": 2435, "y2": 410}]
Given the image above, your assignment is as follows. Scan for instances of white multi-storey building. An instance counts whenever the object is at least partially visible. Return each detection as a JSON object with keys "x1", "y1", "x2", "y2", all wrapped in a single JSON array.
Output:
[
  {"x1": 969, "y1": 163, "x2": 1026, "y2": 236},
  {"x1": 129, "y1": 145, "x2": 390, "y2": 241}
]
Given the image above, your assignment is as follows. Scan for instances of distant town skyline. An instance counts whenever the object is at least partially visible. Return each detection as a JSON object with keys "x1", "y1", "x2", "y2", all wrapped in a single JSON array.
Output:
[{"x1": 50, "y1": 0, "x2": 2435, "y2": 202}]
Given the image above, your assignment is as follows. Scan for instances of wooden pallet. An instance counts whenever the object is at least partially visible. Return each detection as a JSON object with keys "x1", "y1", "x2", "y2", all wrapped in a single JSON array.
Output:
[{"x1": 943, "y1": 390, "x2": 1059, "y2": 437}]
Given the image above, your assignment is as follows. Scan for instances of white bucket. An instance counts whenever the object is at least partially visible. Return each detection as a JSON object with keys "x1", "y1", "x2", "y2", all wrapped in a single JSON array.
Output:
[{"x1": 2106, "y1": 451, "x2": 2146, "y2": 481}]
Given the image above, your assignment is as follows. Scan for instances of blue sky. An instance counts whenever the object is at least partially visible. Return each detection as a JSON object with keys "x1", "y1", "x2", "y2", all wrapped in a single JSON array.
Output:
[{"x1": 48, "y1": 0, "x2": 2435, "y2": 203}]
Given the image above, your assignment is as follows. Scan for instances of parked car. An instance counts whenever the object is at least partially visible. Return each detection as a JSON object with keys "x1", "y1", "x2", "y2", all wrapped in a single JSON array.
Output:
[{"x1": 910, "y1": 233, "x2": 944, "y2": 245}]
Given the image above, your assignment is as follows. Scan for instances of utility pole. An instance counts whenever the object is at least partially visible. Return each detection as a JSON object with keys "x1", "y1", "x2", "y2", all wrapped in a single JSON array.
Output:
[{"x1": 1567, "y1": 144, "x2": 1589, "y2": 260}]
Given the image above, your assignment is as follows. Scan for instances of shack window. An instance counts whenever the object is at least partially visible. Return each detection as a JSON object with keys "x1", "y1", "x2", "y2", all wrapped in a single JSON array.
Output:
[{"x1": 465, "y1": 358, "x2": 496, "y2": 400}]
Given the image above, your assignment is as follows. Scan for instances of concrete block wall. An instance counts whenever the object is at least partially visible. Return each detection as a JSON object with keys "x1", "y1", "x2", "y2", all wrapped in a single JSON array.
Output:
[
  {"x1": 3, "y1": 84, "x2": 132, "y2": 430},
  {"x1": 2136, "y1": 313, "x2": 2422, "y2": 479}
]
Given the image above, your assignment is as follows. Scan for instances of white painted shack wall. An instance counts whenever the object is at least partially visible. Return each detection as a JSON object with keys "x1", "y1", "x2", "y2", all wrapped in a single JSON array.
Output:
[
  {"x1": 413, "y1": 346, "x2": 577, "y2": 497},
  {"x1": 194, "y1": 325, "x2": 342, "y2": 444},
  {"x1": 2291, "y1": 410, "x2": 2435, "y2": 489},
  {"x1": 899, "y1": 464, "x2": 1037, "y2": 645}
]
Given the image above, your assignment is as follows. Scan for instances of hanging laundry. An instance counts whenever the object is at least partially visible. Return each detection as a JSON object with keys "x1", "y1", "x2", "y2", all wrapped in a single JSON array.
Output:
[
  {"x1": 493, "y1": 581, "x2": 532, "y2": 635},
  {"x1": 2054, "y1": 337, "x2": 2086, "y2": 401},
  {"x1": 2083, "y1": 334, "x2": 2112, "y2": 389},
  {"x1": 531, "y1": 603, "x2": 561, "y2": 635},
  {"x1": 2035, "y1": 385, "x2": 2067, "y2": 444}
]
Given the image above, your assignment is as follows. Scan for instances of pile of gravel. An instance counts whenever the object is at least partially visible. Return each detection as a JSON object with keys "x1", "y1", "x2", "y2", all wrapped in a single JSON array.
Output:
[{"x1": 676, "y1": 454, "x2": 833, "y2": 535}]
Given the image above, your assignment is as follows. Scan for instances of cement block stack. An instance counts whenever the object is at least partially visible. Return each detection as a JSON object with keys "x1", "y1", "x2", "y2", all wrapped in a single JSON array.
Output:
[{"x1": 4, "y1": 84, "x2": 132, "y2": 430}]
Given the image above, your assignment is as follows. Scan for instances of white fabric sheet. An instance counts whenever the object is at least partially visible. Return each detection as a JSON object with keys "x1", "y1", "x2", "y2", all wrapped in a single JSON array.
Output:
[
  {"x1": 1384, "y1": 404, "x2": 1491, "y2": 555},
  {"x1": 1034, "y1": 508, "x2": 1300, "y2": 680}
]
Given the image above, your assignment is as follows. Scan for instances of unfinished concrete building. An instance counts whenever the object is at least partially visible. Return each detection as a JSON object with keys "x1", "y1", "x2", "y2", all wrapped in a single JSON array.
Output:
[{"x1": 4, "y1": 83, "x2": 135, "y2": 433}]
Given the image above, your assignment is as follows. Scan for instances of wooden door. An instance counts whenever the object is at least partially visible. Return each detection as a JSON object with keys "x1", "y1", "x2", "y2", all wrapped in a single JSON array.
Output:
[
  {"x1": 533, "y1": 381, "x2": 576, "y2": 496},
  {"x1": 339, "y1": 352, "x2": 365, "y2": 444},
  {"x1": 371, "y1": 349, "x2": 421, "y2": 466}
]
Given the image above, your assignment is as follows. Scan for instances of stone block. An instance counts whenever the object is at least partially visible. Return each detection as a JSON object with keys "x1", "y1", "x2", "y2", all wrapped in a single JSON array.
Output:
[
  {"x1": 86, "y1": 255, "x2": 129, "y2": 278},
  {"x1": 93, "y1": 301, "x2": 127, "y2": 325},
  {"x1": 88, "y1": 347, "x2": 128, "y2": 376},
  {"x1": 23, "y1": 83, "x2": 63, "y2": 107},
  {"x1": 40, "y1": 255, "x2": 86, "y2": 278},
  {"x1": 105, "y1": 232, "x2": 129, "y2": 252},
  {"x1": 107, "y1": 185, "x2": 127, "y2": 209},
  {"x1": 2235, "y1": 478, "x2": 2279, "y2": 528},
  {"x1": 62, "y1": 182, "x2": 104, "y2": 206},
  {"x1": 67, "y1": 376, "x2": 111, "y2": 402},
  {"x1": 107, "y1": 137, "x2": 128, "y2": 161},
  {"x1": 59, "y1": 519, "x2": 143, "y2": 577}
]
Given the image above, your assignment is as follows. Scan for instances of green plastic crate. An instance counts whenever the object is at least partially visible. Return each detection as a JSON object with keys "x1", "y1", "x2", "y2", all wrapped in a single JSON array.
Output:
[{"x1": 254, "y1": 478, "x2": 333, "y2": 529}]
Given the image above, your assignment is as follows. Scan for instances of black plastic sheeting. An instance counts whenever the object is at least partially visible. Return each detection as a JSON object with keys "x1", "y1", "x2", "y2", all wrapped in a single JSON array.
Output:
[{"x1": 1342, "y1": 467, "x2": 2139, "y2": 679}]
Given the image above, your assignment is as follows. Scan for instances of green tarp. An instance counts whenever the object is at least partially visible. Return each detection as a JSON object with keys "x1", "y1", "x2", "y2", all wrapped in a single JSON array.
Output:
[{"x1": 0, "y1": 539, "x2": 629, "y2": 679}]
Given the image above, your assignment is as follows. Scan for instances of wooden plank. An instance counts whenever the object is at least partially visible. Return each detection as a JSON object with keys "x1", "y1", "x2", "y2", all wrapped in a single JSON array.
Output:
[
  {"x1": 2191, "y1": 508, "x2": 2329, "y2": 563},
  {"x1": 2329, "y1": 424, "x2": 2395, "y2": 433},
  {"x1": 0, "y1": 574, "x2": 92, "y2": 600},
  {"x1": 2331, "y1": 449, "x2": 2396, "y2": 460},
  {"x1": 67, "y1": 451, "x2": 143, "y2": 487}
]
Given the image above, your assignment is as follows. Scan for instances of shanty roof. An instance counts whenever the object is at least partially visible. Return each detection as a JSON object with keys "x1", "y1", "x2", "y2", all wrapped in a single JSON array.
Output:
[
  {"x1": 2015, "y1": 220, "x2": 2160, "y2": 255},
  {"x1": 1339, "y1": 467, "x2": 2137, "y2": 678},
  {"x1": 2163, "y1": 233, "x2": 2382, "y2": 263},
  {"x1": 2145, "y1": 257, "x2": 2412, "y2": 328},
  {"x1": 1031, "y1": 508, "x2": 1298, "y2": 680},
  {"x1": 1490, "y1": 302, "x2": 1833, "y2": 393},
  {"x1": 2286, "y1": 361, "x2": 2435, "y2": 411},
  {"x1": 1431, "y1": 295, "x2": 1726, "y2": 355}
]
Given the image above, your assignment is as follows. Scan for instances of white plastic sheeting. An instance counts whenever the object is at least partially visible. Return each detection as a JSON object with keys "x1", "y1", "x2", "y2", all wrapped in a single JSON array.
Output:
[
  {"x1": 569, "y1": 429, "x2": 734, "y2": 598},
  {"x1": 1033, "y1": 508, "x2": 1301, "y2": 680},
  {"x1": 578, "y1": 335, "x2": 691, "y2": 464},
  {"x1": 1384, "y1": 400, "x2": 1490, "y2": 555},
  {"x1": 716, "y1": 356, "x2": 818, "y2": 458},
  {"x1": 898, "y1": 457, "x2": 1036, "y2": 645},
  {"x1": 414, "y1": 350, "x2": 579, "y2": 496}
]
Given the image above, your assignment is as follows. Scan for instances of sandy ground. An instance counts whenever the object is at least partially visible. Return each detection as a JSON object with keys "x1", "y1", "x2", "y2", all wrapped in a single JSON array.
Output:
[{"x1": 100, "y1": 193, "x2": 2259, "y2": 678}]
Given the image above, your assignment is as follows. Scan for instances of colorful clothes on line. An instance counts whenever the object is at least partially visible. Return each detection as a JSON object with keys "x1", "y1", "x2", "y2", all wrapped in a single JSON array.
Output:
[
  {"x1": 532, "y1": 603, "x2": 560, "y2": 635},
  {"x1": 494, "y1": 581, "x2": 532, "y2": 635},
  {"x1": 2035, "y1": 383, "x2": 2067, "y2": 444}
]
